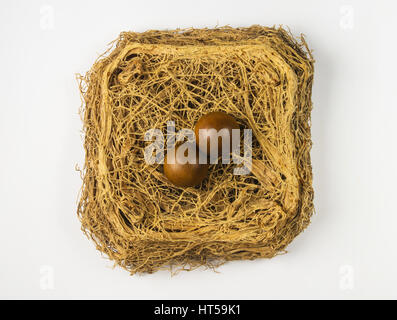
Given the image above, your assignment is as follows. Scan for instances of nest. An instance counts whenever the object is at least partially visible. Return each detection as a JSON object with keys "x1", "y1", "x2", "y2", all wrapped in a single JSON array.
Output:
[{"x1": 77, "y1": 25, "x2": 315, "y2": 274}]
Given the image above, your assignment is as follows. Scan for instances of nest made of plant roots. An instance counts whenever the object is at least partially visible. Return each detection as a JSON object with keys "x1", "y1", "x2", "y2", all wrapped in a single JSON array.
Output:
[{"x1": 77, "y1": 25, "x2": 315, "y2": 275}]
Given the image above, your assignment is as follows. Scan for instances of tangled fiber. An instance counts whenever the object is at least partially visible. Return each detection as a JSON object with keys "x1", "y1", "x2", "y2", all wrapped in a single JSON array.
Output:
[{"x1": 77, "y1": 25, "x2": 315, "y2": 274}]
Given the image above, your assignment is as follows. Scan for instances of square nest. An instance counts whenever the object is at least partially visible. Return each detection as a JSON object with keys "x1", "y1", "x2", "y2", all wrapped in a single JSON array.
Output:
[{"x1": 78, "y1": 25, "x2": 315, "y2": 274}]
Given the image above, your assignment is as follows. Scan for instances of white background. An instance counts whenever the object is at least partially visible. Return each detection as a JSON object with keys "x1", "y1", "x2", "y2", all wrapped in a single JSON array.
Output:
[{"x1": 1, "y1": 0, "x2": 396, "y2": 300}]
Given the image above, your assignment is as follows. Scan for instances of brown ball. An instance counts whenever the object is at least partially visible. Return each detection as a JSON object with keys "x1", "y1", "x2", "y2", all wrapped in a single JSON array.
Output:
[
  {"x1": 163, "y1": 144, "x2": 208, "y2": 187},
  {"x1": 194, "y1": 111, "x2": 239, "y2": 157}
]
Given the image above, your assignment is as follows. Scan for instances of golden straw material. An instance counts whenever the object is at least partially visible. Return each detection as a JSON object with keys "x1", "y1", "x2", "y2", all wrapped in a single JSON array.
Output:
[{"x1": 77, "y1": 25, "x2": 315, "y2": 274}]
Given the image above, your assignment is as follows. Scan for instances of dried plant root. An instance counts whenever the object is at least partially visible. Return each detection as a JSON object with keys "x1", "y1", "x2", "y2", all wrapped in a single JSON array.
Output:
[{"x1": 77, "y1": 25, "x2": 315, "y2": 274}]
